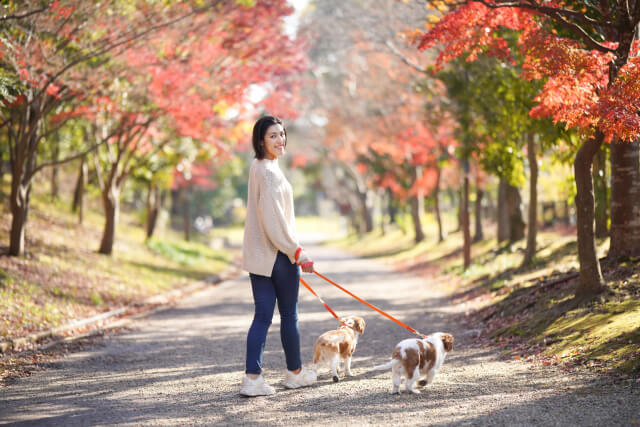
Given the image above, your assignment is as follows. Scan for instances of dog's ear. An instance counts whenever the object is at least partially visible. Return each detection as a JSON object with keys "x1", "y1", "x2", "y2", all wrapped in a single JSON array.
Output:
[
  {"x1": 441, "y1": 333, "x2": 454, "y2": 352},
  {"x1": 353, "y1": 317, "x2": 365, "y2": 334}
]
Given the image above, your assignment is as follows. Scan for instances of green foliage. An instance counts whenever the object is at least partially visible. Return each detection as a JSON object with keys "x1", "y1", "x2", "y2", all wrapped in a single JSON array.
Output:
[
  {"x1": 438, "y1": 57, "x2": 525, "y2": 185},
  {"x1": 435, "y1": 30, "x2": 574, "y2": 186},
  {"x1": 538, "y1": 159, "x2": 576, "y2": 204},
  {"x1": 0, "y1": 68, "x2": 23, "y2": 103},
  {"x1": 37, "y1": 117, "x2": 88, "y2": 165},
  {"x1": 145, "y1": 238, "x2": 230, "y2": 268},
  {"x1": 193, "y1": 154, "x2": 249, "y2": 224}
]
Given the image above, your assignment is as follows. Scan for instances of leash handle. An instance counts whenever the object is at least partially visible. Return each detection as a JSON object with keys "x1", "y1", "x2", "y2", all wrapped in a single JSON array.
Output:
[{"x1": 313, "y1": 270, "x2": 426, "y2": 338}]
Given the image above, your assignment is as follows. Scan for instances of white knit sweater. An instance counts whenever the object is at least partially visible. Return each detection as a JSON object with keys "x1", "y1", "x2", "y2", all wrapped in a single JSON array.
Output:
[{"x1": 242, "y1": 158, "x2": 300, "y2": 276}]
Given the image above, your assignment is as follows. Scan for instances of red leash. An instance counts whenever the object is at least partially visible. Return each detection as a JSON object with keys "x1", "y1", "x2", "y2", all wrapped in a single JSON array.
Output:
[{"x1": 300, "y1": 270, "x2": 426, "y2": 338}]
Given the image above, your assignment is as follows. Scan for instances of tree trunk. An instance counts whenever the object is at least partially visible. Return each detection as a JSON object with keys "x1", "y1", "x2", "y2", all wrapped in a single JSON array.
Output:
[
  {"x1": 456, "y1": 189, "x2": 463, "y2": 233},
  {"x1": 523, "y1": 132, "x2": 538, "y2": 267},
  {"x1": 146, "y1": 181, "x2": 161, "y2": 240},
  {"x1": 416, "y1": 166, "x2": 425, "y2": 221},
  {"x1": 71, "y1": 156, "x2": 87, "y2": 224},
  {"x1": 609, "y1": 140, "x2": 640, "y2": 258},
  {"x1": 593, "y1": 145, "x2": 608, "y2": 238},
  {"x1": 462, "y1": 163, "x2": 471, "y2": 269},
  {"x1": 506, "y1": 184, "x2": 525, "y2": 243},
  {"x1": 0, "y1": 137, "x2": 5, "y2": 181},
  {"x1": 379, "y1": 188, "x2": 388, "y2": 235},
  {"x1": 98, "y1": 182, "x2": 120, "y2": 255},
  {"x1": 434, "y1": 167, "x2": 446, "y2": 242},
  {"x1": 410, "y1": 195, "x2": 425, "y2": 243},
  {"x1": 574, "y1": 132, "x2": 605, "y2": 298},
  {"x1": 183, "y1": 187, "x2": 191, "y2": 241},
  {"x1": 9, "y1": 143, "x2": 32, "y2": 255},
  {"x1": 348, "y1": 210, "x2": 359, "y2": 235},
  {"x1": 8, "y1": 104, "x2": 39, "y2": 257},
  {"x1": 9, "y1": 171, "x2": 32, "y2": 258},
  {"x1": 473, "y1": 187, "x2": 484, "y2": 242},
  {"x1": 9, "y1": 183, "x2": 29, "y2": 256},
  {"x1": 497, "y1": 178, "x2": 509, "y2": 243},
  {"x1": 358, "y1": 189, "x2": 374, "y2": 233},
  {"x1": 50, "y1": 144, "x2": 59, "y2": 199},
  {"x1": 387, "y1": 188, "x2": 397, "y2": 225}
]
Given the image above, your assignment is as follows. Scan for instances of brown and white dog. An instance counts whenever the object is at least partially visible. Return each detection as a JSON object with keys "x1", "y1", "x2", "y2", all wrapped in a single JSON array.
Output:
[
  {"x1": 373, "y1": 332, "x2": 454, "y2": 394},
  {"x1": 312, "y1": 316, "x2": 366, "y2": 382}
]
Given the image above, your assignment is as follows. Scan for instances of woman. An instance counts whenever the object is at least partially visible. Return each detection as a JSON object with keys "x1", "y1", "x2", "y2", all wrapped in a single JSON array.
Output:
[{"x1": 240, "y1": 115, "x2": 317, "y2": 397}]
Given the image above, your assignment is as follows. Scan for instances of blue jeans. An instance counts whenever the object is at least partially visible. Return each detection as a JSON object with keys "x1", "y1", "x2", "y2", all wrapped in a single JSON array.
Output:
[{"x1": 246, "y1": 251, "x2": 301, "y2": 374}]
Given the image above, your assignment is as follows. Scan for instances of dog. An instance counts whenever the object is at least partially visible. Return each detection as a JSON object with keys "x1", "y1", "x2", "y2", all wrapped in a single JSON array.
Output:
[
  {"x1": 312, "y1": 315, "x2": 365, "y2": 382},
  {"x1": 372, "y1": 332, "x2": 454, "y2": 394}
]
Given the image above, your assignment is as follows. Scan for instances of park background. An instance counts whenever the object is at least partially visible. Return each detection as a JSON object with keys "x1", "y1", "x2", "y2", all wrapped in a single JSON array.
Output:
[{"x1": 1, "y1": 0, "x2": 639, "y2": 386}]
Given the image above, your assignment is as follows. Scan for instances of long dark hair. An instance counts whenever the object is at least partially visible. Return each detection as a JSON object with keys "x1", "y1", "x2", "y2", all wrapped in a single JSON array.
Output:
[{"x1": 252, "y1": 115, "x2": 286, "y2": 159}]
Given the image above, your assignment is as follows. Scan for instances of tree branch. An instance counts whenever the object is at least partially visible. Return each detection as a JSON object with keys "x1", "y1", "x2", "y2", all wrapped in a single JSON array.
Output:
[
  {"x1": 35, "y1": 0, "x2": 226, "y2": 102},
  {"x1": 29, "y1": 117, "x2": 123, "y2": 178},
  {"x1": 633, "y1": 0, "x2": 640, "y2": 23},
  {"x1": 493, "y1": 0, "x2": 616, "y2": 28},
  {"x1": 126, "y1": 136, "x2": 172, "y2": 177},
  {"x1": 0, "y1": 5, "x2": 49, "y2": 23},
  {"x1": 625, "y1": 0, "x2": 632, "y2": 22},
  {"x1": 118, "y1": 119, "x2": 153, "y2": 186},
  {"x1": 30, "y1": 137, "x2": 110, "y2": 177},
  {"x1": 471, "y1": 0, "x2": 617, "y2": 54},
  {"x1": 385, "y1": 39, "x2": 427, "y2": 73}
]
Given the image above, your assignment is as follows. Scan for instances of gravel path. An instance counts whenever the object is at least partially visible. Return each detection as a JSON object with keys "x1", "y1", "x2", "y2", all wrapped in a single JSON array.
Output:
[{"x1": 1, "y1": 244, "x2": 638, "y2": 426}]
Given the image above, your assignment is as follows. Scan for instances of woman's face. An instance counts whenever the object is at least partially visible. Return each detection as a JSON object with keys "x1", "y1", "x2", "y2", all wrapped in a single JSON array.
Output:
[{"x1": 263, "y1": 123, "x2": 286, "y2": 160}]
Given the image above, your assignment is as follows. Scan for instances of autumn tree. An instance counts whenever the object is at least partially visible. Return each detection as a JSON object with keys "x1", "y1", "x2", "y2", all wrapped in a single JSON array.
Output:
[
  {"x1": 436, "y1": 52, "x2": 569, "y2": 266},
  {"x1": 89, "y1": 0, "x2": 305, "y2": 254},
  {"x1": 1, "y1": 0, "x2": 306, "y2": 256},
  {"x1": 416, "y1": 0, "x2": 640, "y2": 298},
  {"x1": 0, "y1": 0, "x2": 229, "y2": 256},
  {"x1": 298, "y1": 0, "x2": 439, "y2": 235}
]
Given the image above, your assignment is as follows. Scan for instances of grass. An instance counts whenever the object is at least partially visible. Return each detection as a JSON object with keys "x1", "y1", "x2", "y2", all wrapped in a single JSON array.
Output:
[
  {"x1": 0, "y1": 175, "x2": 237, "y2": 342},
  {"x1": 145, "y1": 239, "x2": 231, "y2": 270},
  {"x1": 335, "y1": 212, "x2": 640, "y2": 377},
  {"x1": 543, "y1": 300, "x2": 640, "y2": 372}
]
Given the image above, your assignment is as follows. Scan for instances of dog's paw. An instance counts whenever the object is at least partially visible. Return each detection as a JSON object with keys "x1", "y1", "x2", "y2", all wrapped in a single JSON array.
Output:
[
  {"x1": 346, "y1": 371, "x2": 354, "y2": 377},
  {"x1": 409, "y1": 388, "x2": 421, "y2": 394},
  {"x1": 390, "y1": 388, "x2": 400, "y2": 394},
  {"x1": 332, "y1": 376, "x2": 339, "y2": 383}
]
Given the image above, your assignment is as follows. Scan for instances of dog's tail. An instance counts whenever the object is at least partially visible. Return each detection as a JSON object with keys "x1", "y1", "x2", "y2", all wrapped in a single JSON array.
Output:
[{"x1": 371, "y1": 359, "x2": 397, "y2": 371}]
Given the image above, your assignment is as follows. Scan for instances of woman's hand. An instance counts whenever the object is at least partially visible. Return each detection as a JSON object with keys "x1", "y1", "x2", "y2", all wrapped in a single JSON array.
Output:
[
  {"x1": 300, "y1": 261, "x2": 314, "y2": 273},
  {"x1": 296, "y1": 248, "x2": 314, "y2": 273}
]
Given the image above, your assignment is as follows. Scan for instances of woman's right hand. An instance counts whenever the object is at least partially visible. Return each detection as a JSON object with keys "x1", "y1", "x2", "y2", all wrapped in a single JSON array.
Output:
[
  {"x1": 296, "y1": 249, "x2": 314, "y2": 273},
  {"x1": 300, "y1": 261, "x2": 314, "y2": 273}
]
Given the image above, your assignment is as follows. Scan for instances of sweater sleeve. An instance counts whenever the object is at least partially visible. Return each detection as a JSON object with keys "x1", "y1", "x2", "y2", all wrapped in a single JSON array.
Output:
[{"x1": 257, "y1": 168, "x2": 299, "y2": 261}]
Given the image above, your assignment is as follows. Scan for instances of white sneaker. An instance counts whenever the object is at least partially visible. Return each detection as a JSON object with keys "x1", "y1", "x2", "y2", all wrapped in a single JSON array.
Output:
[
  {"x1": 239, "y1": 375, "x2": 276, "y2": 397},
  {"x1": 282, "y1": 367, "x2": 317, "y2": 389}
]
